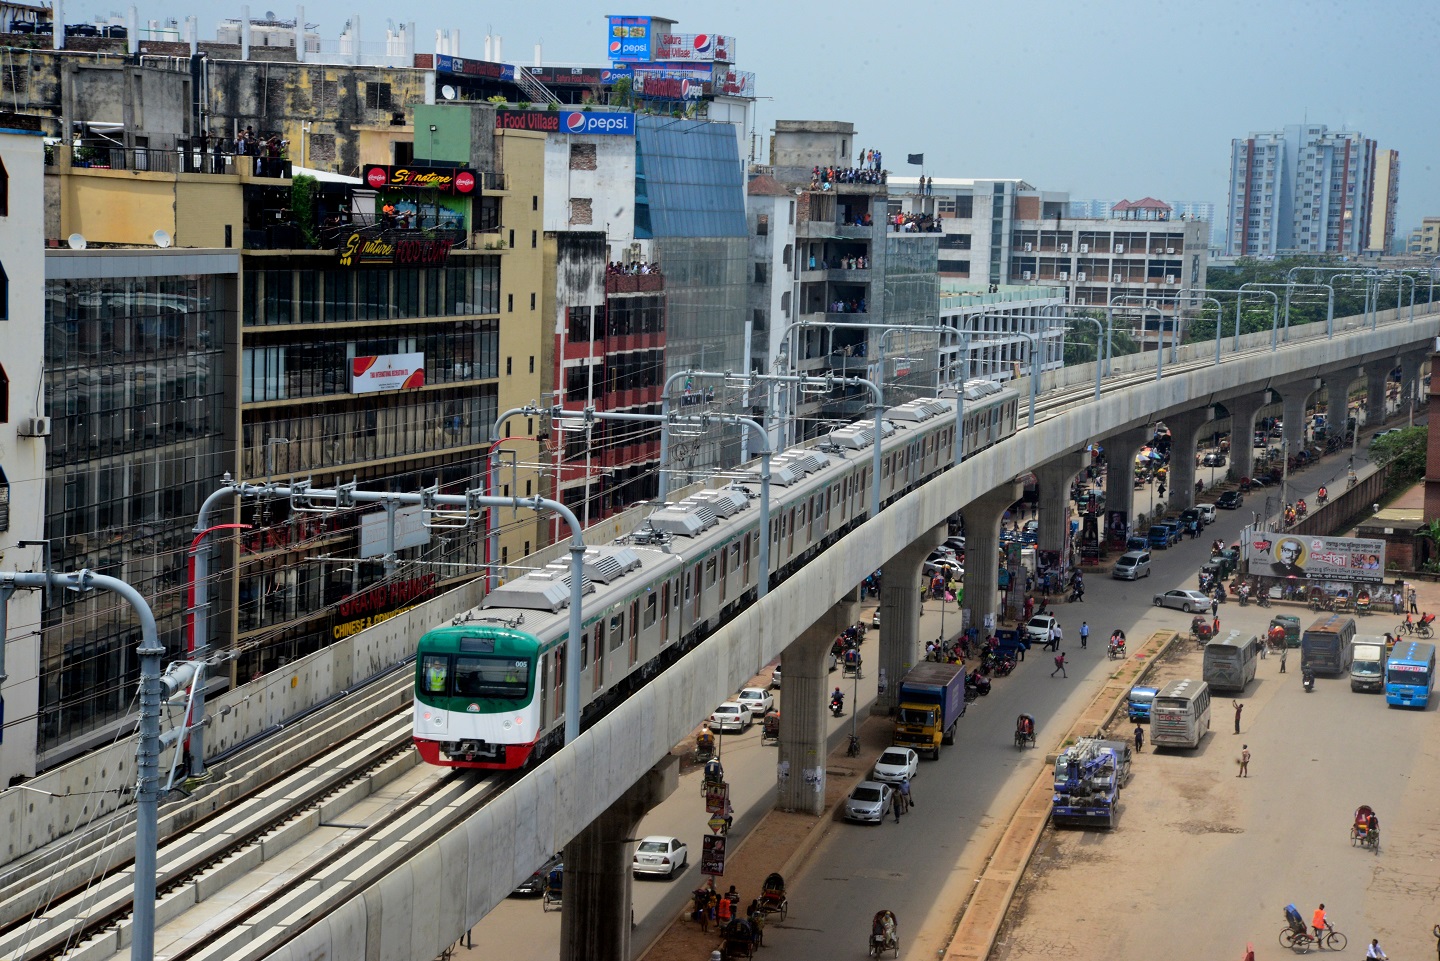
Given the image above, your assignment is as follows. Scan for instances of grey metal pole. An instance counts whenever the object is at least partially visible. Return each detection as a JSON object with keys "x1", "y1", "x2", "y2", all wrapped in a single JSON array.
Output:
[
  {"x1": 758, "y1": 448, "x2": 771, "y2": 600},
  {"x1": 954, "y1": 333, "x2": 970, "y2": 468}
]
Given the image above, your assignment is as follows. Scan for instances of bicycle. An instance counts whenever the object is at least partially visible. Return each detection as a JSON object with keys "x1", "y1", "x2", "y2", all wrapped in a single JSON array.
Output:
[
  {"x1": 1280, "y1": 921, "x2": 1347, "y2": 952},
  {"x1": 1396, "y1": 620, "x2": 1435, "y2": 639}
]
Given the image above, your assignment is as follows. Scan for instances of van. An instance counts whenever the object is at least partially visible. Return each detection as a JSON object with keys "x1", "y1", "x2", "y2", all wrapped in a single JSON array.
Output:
[
  {"x1": 1147, "y1": 526, "x2": 1173, "y2": 549},
  {"x1": 1350, "y1": 637, "x2": 1387, "y2": 692},
  {"x1": 1112, "y1": 551, "x2": 1152, "y2": 580}
]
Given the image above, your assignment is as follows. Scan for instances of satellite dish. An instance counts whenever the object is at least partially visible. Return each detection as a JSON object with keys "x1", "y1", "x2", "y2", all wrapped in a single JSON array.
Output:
[
  {"x1": 67, "y1": 233, "x2": 87, "y2": 250},
  {"x1": 441, "y1": 84, "x2": 457, "y2": 101},
  {"x1": 153, "y1": 229, "x2": 172, "y2": 248},
  {"x1": 265, "y1": 9, "x2": 276, "y2": 19}
]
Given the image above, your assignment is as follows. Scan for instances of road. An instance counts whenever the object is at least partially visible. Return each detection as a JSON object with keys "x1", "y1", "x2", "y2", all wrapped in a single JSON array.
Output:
[{"x1": 468, "y1": 434, "x2": 1387, "y2": 961}]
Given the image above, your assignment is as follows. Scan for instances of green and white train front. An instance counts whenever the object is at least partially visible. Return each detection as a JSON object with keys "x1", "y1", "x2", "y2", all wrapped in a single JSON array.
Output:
[{"x1": 412, "y1": 626, "x2": 543, "y2": 770}]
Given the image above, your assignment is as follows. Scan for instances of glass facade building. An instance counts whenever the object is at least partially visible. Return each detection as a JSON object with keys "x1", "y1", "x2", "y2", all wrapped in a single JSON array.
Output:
[{"x1": 40, "y1": 252, "x2": 237, "y2": 758}]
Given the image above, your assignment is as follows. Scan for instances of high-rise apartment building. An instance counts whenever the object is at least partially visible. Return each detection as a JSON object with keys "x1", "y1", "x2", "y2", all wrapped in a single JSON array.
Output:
[
  {"x1": 1225, "y1": 125, "x2": 1382, "y2": 257},
  {"x1": 1367, "y1": 149, "x2": 1400, "y2": 254}
]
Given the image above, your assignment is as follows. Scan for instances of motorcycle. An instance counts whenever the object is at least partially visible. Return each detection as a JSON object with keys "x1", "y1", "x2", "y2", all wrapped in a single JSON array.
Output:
[
  {"x1": 1257, "y1": 590, "x2": 1272, "y2": 608},
  {"x1": 1302, "y1": 670, "x2": 1315, "y2": 693},
  {"x1": 991, "y1": 656, "x2": 1016, "y2": 677},
  {"x1": 830, "y1": 695, "x2": 845, "y2": 718},
  {"x1": 1238, "y1": 588, "x2": 1249, "y2": 607},
  {"x1": 965, "y1": 670, "x2": 991, "y2": 697},
  {"x1": 846, "y1": 734, "x2": 861, "y2": 757}
]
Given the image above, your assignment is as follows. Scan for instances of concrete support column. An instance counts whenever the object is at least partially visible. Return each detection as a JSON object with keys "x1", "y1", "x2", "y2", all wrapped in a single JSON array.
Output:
[
  {"x1": 1163, "y1": 407, "x2": 1215, "y2": 511},
  {"x1": 1400, "y1": 352, "x2": 1428, "y2": 425},
  {"x1": 1322, "y1": 367, "x2": 1360, "y2": 436},
  {"x1": 560, "y1": 759, "x2": 677, "y2": 961},
  {"x1": 1221, "y1": 393, "x2": 1266, "y2": 482},
  {"x1": 873, "y1": 527, "x2": 946, "y2": 715},
  {"x1": 1277, "y1": 378, "x2": 1318, "y2": 454},
  {"x1": 962, "y1": 481, "x2": 1024, "y2": 639},
  {"x1": 1036, "y1": 451, "x2": 1086, "y2": 554},
  {"x1": 1365, "y1": 364, "x2": 1391, "y2": 429},
  {"x1": 1102, "y1": 427, "x2": 1149, "y2": 535},
  {"x1": 777, "y1": 595, "x2": 859, "y2": 814}
]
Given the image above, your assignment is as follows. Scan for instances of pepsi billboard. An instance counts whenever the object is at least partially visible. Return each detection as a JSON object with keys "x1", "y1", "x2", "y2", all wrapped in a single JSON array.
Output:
[
  {"x1": 653, "y1": 33, "x2": 733, "y2": 62},
  {"x1": 607, "y1": 15, "x2": 651, "y2": 62},
  {"x1": 494, "y1": 110, "x2": 635, "y2": 136}
]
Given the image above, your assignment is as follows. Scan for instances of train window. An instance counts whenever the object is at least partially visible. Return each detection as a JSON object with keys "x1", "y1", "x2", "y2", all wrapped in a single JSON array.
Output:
[
  {"x1": 421, "y1": 655, "x2": 449, "y2": 694},
  {"x1": 610, "y1": 611, "x2": 626, "y2": 651},
  {"x1": 685, "y1": 569, "x2": 696, "y2": 600},
  {"x1": 452, "y1": 654, "x2": 529, "y2": 698},
  {"x1": 644, "y1": 593, "x2": 658, "y2": 628},
  {"x1": 581, "y1": 630, "x2": 590, "y2": 667},
  {"x1": 705, "y1": 557, "x2": 718, "y2": 586}
]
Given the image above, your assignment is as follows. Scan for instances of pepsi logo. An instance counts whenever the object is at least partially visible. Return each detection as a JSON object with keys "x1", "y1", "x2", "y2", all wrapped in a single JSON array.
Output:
[
  {"x1": 565, "y1": 112, "x2": 587, "y2": 133},
  {"x1": 609, "y1": 40, "x2": 621, "y2": 54},
  {"x1": 366, "y1": 166, "x2": 387, "y2": 189},
  {"x1": 692, "y1": 34, "x2": 711, "y2": 54}
]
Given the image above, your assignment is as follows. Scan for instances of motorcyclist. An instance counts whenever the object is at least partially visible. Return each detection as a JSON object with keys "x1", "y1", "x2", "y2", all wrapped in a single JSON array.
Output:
[
  {"x1": 830, "y1": 687, "x2": 844, "y2": 713},
  {"x1": 1317, "y1": 485, "x2": 1328, "y2": 503}
]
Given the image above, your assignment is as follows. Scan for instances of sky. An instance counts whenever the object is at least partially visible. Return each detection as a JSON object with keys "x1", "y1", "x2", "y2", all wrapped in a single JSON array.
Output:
[{"x1": 85, "y1": 0, "x2": 1440, "y2": 234}]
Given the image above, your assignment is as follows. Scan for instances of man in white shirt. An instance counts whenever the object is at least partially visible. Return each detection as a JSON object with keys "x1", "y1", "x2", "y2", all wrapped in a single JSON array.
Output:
[{"x1": 1366, "y1": 938, "x2": 1387, "y2": 960}]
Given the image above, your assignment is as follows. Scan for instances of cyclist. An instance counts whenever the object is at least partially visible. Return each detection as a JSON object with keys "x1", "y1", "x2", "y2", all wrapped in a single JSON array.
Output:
[
  {"x1": 1366, "y1": 937, "x2": 1388, "y2": 960},
  {"x1": 1311, "y1": 904, "x2": 1327, "y2": 945}
]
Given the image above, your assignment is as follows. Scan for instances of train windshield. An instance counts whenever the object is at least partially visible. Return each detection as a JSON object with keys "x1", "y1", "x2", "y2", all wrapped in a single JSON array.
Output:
[{"x1": 453, "y1": 655, "x2": 531, "y2": 698}]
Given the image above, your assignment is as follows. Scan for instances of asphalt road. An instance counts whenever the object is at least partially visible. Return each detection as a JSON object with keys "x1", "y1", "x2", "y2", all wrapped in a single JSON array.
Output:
[{"x1": 467, "y1": 436, "x2": 1383, "y2": 961}]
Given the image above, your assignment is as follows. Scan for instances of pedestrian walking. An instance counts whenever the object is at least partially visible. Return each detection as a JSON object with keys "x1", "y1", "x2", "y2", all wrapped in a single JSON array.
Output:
[
  {"x1": 1134, "y1": 723, "x2": 1144, "y2": 752},
  {"x1": 1047, "y1": 623, "x2": 1059, "y2": 651},
  {"x1": 891, "y1": 789, "x2": 904, "y2": 823},
  {"x1": 1210, "y1": 596, "x2": 1219, "y2": 618},
  {"x1": 1079, "y1": 622, "x2": 1089, "y2": 649},
  {"x1": 900, "y1": 776, "x2": 914, "y2": 808},
  {"x1": 1392, "y1": 590, "x2": 1403, "y2": 615},
  {"x1": 1055, "y1": 623, "x2": 1064, "y2": 647},
  {"x1": 1051, "y1": 652, "x2": 1067, "y2": 677},
  {"x1": 1280, "y1": 647, "x2": 1288, "y2": 673},
  {"x1": 1232, "y1": 699, "x2": 1243, "y2": 734},
  {"x1": 1408, "y1": 586, "x2": 1418, "y2": 614},
  {"x1": 1212, "y1": 614, "x2": 1220, "y2": 637},
  {"x1": 1238, "y1": 745, "x2": 1250, "y2": 777}
]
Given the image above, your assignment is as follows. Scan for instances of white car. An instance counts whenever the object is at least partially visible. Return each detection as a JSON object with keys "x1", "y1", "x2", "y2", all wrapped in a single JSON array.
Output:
[
  {"x1": 770, "y1": 664, "x2": 781, "y2": 688},
  {"x1": 632, "y1": 836, "x2": 688, "y2": 879},
  {"x1": 709, "y1": 701, "x2": 753, "y2": 733},
  {"x1": 844, "y1": 780, "x2": 894, "y2": 823},
  {"x1": 1152, "y1": 588, "x2": 1213, "y2": 612},
  {"x1": 871, "y1": 747, "x2": 919, "y2": 784},
  {"x1": 735, "y1": 687, "x2": 775, "y2": 717},
  {"x1": 1197, "y1": 504, "x2": 1217, "y2": 524},
  {"x1": 1025, "y1": 614, "x2": 1058, "y2": 644}
]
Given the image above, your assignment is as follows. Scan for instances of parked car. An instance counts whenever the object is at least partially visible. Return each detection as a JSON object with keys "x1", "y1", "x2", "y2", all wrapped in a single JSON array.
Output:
[
  {"x1": 923, "y1": 557, "x2": 964, "y2": 578},
  {"x1": 844, "y1": 780, "x2": 895, "y2": 823},
  {"x1": 871, "y1": 608, "x2": 881, "y2": 629},
  {"x1": 632, "y1": 836, "x2": 688, "y2": 879},
  {"x1": 943, "y1": 536, "x2": 966, "y2": 554},
  {"x1": 709, "y1": 702, "x2": 753, "y2": 733},
  {"x1": 1216, "y1": 490, "x2": 1242, "y2": 510},
  {"x1": 870, "y1": 747, "x2": 920, "y2": 784},
  {"x1": 1202, "y1": 451, "x2": 1226, "y2": 467},
  {"x1": 1025, "y1": 613, "x2": 1058, "y2": 644},
  {"x1": 1179, "y1": 507, "x2": 1205, "y2": 531},
  {"x1": 511, "y1": 853, "x2": 564, "y2": 896},
  {"x1": 1147, "y1": 525, "x2": 1174, "y2": 550},
  {"x1": 770, "y1": 664, "x2": 781, "y2": 688},
  {"x1": 1197, "y1": 504, "x2": 1217, "y2": 524},
  {"x1": 735, "y1": 687, "x2": 775, "y2": 716},
  {"x1": 1371, "y1": 427, "x2": 1404, "y2": 445},
  {"x1": 1112, "y1": 551, "x2": 1152, "y2": 580},
  {"x1": 1152, "y1": 588, "x2": 1213, "y2": 612}
]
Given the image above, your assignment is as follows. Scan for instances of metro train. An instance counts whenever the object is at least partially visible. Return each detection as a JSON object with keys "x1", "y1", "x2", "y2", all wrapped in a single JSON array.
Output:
[{"x1": 412, "y1": 380, "x2": 1021, "y2": 769}]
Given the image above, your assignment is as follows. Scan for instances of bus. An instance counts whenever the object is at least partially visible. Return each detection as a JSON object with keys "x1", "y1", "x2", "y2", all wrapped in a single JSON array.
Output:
[
  {"x1": 1385, "y1": 641, "x2": 1436, "y2": 708},
  {"x1": 1151, "y1": 678, "x2": 1212, "y2": 749},
  {"x1": 1202, "y1": 631, "x2": 1259, "y2": 693}
]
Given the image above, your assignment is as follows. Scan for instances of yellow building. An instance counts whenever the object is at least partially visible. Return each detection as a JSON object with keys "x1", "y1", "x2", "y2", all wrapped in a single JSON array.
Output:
[{"x1": 1408, "y1": 217, "x2": 1440, "y2": 255}]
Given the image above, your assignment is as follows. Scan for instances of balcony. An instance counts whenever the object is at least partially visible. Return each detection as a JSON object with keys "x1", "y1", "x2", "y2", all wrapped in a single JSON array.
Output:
[
  {"x1": 605, "y1": 271, "x2": 665, "y2": 294},
  {"x1": 47, "y1": 142, "x2": 292, "y2": 179},
  {"x1": 797, "y1": 220, "x2": 873, "y2": 240}
]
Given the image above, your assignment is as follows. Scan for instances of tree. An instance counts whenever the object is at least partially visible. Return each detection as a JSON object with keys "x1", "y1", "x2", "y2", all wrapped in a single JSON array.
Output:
[
  {"x1": 1062, "y1": 312, "x2": 1140, "y2": 366},
  {"x1": 1369, "y1": 426, "x2": 1427, "y2": 488}
]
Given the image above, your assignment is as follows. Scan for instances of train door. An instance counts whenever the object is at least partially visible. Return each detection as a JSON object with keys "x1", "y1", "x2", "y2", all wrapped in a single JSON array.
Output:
[
  {"x1": 554, "y1": 646, "x2": 566, "y2": 724},
  {"x1": 719, "y1": 544, "x2": 729, "y2": 604},
  {"x1": 539, "y1": 653, "x2": 550, "y2": 725},
  {"x1": 660, "y1": 581, "x2": 671, "y2": 641},
  {"x1": 786, "y1": 508, "x2": 796, "y2": 556},
  {"x1": 742, "y1": 534, "x2": 752, "y2": 585},
  {"x1": 628, "y1": 600, "x2": 639, "y2": 667},
  {"x1": 690, "y1": 564, "x2": 702, "y2": 622}
]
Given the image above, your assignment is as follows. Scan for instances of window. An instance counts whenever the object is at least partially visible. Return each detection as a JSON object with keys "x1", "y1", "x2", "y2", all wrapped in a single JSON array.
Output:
[
  {"x1": 0, "y1": 260, "x2": 6, "y2": 319},
  {"x1": 0, "y1": 156, "x2": 7, "y2": 216},
  {"x1": 0, "y1": 363, "x2": 6, "y2": 420},
  {"x1": 756, "y1": 213, "x2": 768, "y2": 236},
  {"x1": 365, "y1": 82, "x2": 392, "y2": 111},
  {"x1": 754, "y1": 262, "x2": 767, "y2": 283}
]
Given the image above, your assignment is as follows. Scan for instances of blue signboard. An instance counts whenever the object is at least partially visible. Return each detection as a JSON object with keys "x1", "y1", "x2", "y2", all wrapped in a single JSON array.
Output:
[
  {"x1": 561, "y1": 110, "x2": 636, "y2": 136},
  {"x1": 607, "y1": 15, "x2": 651, "y2": 61},
  {"x1": 434, "y1": 54, "x2": 514, "y2": 82}
]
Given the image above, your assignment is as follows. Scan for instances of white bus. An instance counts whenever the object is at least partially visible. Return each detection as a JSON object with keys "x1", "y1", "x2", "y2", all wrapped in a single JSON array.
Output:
[
  {"x1": 1202, "y1": 631, "x2": 1259, "y2": 693},
  {"x1": 1151, "y1": 678, "x2": 1212, "y2": 749}
]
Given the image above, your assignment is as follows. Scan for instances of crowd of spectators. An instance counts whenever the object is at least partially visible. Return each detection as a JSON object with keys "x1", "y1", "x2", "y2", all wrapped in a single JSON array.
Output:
[
  {"x1": 828, "y1": 298, "x2": 867, "y2": 313},
  {"x1": 607, "y1": 261, "x2": 662, "y2": 276},
  {"x1": 808, "y1": 254, "x2": 869, "y2": 270},
  {"x1": 810, "y1": 164, "x2": 887, "y2": 190},
  {"x1": 839, "y1": 212, "x2": 875, "y2": 227},
  {"x1": 892, "y1": 213, "x2": 942, "y2": 233}
]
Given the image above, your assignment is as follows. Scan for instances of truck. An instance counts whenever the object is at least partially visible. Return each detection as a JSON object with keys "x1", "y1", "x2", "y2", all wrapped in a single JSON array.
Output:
[
  {"x1": 892, "y1": 662, "x2": 966, "y2": 760},
  {"x1": 1051, "y1": 737, "x2": 1129, "y2": 829},
  {"x1": 1349, "y1": 637, "x2": 1388, "y2": 693},
  {"x1": 1301, "y1": 614, "x2": 1356, "y2": 677}
]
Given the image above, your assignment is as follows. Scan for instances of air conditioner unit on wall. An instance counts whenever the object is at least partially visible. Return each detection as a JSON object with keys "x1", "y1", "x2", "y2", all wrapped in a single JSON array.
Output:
[
  {"x1": 1060, "y1": 243, "x2": 1070, "y2": 253},
  {"x1": 1112, "y1": 273, "x2": 1122, "y2": 283},
  {"x1": 1114, "y1": 244, "x2": 1124, "y2": 253},
  {"x1": 1166, "y1": 275, "x2": 1176, "y2": 284},
  {"x1": 19, "y1": 416, "x2": 50, "y2": 437},
  {"x1": 1079, "y1": 243, "x2": 1089, "y2": 253},
  {"x1": 1022, "y1": 270, "x2": 1032, "y2": 280},
  {"x1": 1023, "y1": 242, "x2": 1032, "y2": 252},
  {"x1": 1059, "y1": 271, "x2": 1069, "y2": 281},
  {"x1": 1077, "y1": 272, "x2": 1087, "y2": 281},
  {"x1": 1166, "y1": 247, "x2": 1175, "y2": 254}
]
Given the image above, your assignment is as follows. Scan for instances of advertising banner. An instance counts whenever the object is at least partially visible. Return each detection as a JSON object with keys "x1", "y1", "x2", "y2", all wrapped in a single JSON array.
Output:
[
  {"x1": 700, "y1": 834, "x2": 726, "y2": 876},
  {"x1": 494, "y1": 110, "x2": 635, "y2": 136},
  {"x1": 607, "y1": 15, "x2": 651, "y2": 61},
  {"x1": 630, "y1": 61, "x2": 713, "y2": 80},
  {"x1": 1241, "y1": 532, "x2": 1387, "y2": 583},
  {"x1": 632, "y1": 73, "x2": 704, "y2": 101},
  {"x1": 338, "y1": 232, "x2": 454, "y2": 268},
  {"x1": 716, "y1": 69, "x2": 755, "y2": 97},
  {"x1": 359, "y1": 504, "x2": 432, "y2": 559},
  {"x1": 526, "y1": 65, "x2": 610, "y2": 86},
  {"x1": 434, "y1": 54, "x2": 514, "y2": 81},
  {"x1": 331, "y1": 573, "x2": 438, "y2": 640},
  {"x1": 363, "y1": 164, "x2": 477, "y2": 194},
  {"x1": 653, "y1": 33, "x2": 733, "y2": 62},
  {"x1": 351, "y1": 353, "x2": 426, "y2": 393}
]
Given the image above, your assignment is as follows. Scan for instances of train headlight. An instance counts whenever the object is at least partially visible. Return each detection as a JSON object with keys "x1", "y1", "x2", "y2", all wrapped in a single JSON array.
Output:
[{"x1": 502, "y1": 719, "x2": 513, "y2": 731}]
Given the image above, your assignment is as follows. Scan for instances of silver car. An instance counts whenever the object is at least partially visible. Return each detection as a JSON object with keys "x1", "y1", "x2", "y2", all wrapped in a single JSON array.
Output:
[
  {"x1": 1152, "y1": 588, "x2": 1212, "y2": 612},
  {"x1": 844, "y1": 780, "x2": 895, "y2": 823},
  {"x1": 1112, "y1": 551, "x2": 1152, "y2": 581}
]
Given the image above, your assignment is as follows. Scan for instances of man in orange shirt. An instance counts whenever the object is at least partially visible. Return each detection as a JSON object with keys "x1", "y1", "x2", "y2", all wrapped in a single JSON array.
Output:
[{"x1": 1311, "y1": 904, "x2": 1327, "y2": 943}]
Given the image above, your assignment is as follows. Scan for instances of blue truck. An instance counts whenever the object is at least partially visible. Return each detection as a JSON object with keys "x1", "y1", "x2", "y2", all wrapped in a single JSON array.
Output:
[
  {"x1": 1051, "y1": 737, "x2": 1130, "y2": 829},
  {"x1": 892, "y1": 662, "x2": 967, "y2": 760}
]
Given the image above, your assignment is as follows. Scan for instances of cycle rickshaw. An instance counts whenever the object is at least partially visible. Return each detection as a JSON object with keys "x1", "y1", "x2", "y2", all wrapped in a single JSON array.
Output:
[{"x1": 1014, "y1": 713, "x2": 1037, "y2": 750}]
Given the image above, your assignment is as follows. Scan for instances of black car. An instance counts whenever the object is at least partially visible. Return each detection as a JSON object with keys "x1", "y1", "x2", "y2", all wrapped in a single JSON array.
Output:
[
  {"x1": 511, "y1": 853, "x2": 564, "y2": 896},
  {"x1": 1216, "y1": 490, "x2": 1242, "y2": 510}
]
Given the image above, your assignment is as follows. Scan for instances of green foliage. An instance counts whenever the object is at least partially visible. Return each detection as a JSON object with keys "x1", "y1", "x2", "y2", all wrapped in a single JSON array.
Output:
[
  {"x1": 1063, "y1": 311, "x2": 1141, "y2": 366},
  {"x1": 486, "y1": 95, "x2": 508, "y2": 105},
  {"x1": 289, "y1": 174, "x2": 318, "y2": 249},
  {"x1": 1370, "y1": 426, "x2": 1427, "y2": 487},
  {"x1": 547, "y1": 101, "x2": 559, "y2": 111},
  {"x1": 517, "y1": 100, "x2": 531, "y2": 110},
  {"x1": 611, "y1": 76, "x2": 634, "y2": 108}
]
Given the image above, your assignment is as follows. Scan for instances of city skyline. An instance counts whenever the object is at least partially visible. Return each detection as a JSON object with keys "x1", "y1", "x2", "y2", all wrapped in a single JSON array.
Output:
[{"x1": 74, "y1": 0, "x2": 1440, "y2": 239}]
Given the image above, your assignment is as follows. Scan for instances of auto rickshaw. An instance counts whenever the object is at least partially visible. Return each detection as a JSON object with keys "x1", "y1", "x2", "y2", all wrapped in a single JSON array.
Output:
[
  {"x1": 1192, "y1": 615, "x2": 1214, "y2": 645},
  {"x1": 1355, "y1": 588, "x2": 1372, "y2": 616},
  {"x1": 695, "y1": 728, "x2": 716, "y2": 763},
  {"x1": 1269, "y1": 614, "x2": 1301, "y2": 648}
]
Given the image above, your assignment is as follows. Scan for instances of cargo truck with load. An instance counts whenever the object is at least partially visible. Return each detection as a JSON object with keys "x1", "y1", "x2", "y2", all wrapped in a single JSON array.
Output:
[
  {"x1": 892, "y1": 662, "x2": 966, "y2": 760},
  {"x1": 1350, "y1": 637, "x2": 1387, "y2": 692}
]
